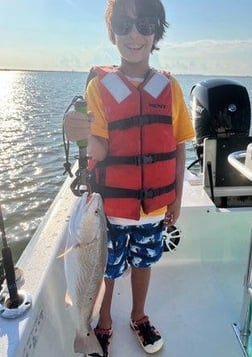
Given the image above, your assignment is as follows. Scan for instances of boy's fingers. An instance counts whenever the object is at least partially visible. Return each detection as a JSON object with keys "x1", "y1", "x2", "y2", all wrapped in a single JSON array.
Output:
[
  {"x1": 63, "y1": 112, "x2": 91, "y2": 141},
  {"x1": 87, "y1": 111, "x2": 94, "y2": 123}
]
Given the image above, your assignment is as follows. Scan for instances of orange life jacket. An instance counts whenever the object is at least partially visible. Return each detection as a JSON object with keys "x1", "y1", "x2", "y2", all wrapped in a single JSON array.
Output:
[{"x1": 89, "y1": 66, "x2": 177, "y2": 220}]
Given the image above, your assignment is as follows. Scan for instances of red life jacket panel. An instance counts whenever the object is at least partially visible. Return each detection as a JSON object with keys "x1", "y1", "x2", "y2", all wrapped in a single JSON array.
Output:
[{"x1": 89, "y1": 66, "x2": 177, "y2": 220}]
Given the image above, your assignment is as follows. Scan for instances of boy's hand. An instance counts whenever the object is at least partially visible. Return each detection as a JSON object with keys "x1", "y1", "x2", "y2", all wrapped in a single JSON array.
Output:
[
  {"x1": 63, "y1": 111, "x2": 93, "y2": 141},
  {"x1": 164, "y1": 199, "x2": 181, "y2": 226}
]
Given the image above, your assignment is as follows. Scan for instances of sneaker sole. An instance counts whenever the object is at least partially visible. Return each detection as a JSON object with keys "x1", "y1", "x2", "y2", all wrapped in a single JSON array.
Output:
[{"x1": 130, "y1": 321, "x2": 164, "y2": 354}]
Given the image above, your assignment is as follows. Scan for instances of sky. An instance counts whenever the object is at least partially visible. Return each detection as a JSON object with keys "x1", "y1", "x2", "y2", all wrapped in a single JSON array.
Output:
[{"x1": 0, "y1": 0, "x2": 252, "y2": 76}]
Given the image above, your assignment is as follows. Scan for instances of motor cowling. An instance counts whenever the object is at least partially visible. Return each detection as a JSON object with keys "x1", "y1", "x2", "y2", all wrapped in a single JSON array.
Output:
[{"x1": 190, "y1": 78, "x2": 251, "y2": 163}]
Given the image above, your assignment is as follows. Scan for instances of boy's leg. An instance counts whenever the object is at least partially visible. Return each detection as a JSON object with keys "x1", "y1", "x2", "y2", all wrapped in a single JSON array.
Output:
[
  {"x1": 131, "y1": 266, "x2": 151, "y2": 321},
  {"x1": 97, "y1": 223, "x2": 129, "y2": 329},
  {"x1": 129, "y1": 222, "x2": 164, "y2": 353},
  {"x1": 97, "y1": 277, "x2": 114, "y2": 329},
  {"x1": 94, "y1": 278, "x2": 114, "y2": 357},
  {"x1": 129, "y1": 221, "x2": 164, "y2": 321},
  {"x1": 130, "y1": 267, "x2": 163, "y2": 353}
]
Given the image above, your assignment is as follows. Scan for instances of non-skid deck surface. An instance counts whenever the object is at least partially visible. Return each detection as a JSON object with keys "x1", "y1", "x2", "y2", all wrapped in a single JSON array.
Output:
[{"x1": 108, "y1": 257, "x2": 245, "y2": 357}]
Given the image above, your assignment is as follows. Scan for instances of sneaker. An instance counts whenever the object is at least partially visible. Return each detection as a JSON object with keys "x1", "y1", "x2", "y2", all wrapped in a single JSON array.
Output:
[
  {"x1": 130, "y1": 316, "x2": 163, "y2": 354},
  {"x1": 94, "y1": 327, "x2": 112, "y2": 357}
]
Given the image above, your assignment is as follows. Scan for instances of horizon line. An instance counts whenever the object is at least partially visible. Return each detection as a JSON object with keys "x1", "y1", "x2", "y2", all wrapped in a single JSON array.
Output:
[{"x1": 0, "y1": 68, "x2": 251, "y2": 78}]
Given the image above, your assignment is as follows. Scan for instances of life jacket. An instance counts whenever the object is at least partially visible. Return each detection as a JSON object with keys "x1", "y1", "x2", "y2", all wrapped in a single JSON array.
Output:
[{"x1": 89, "y1": 66, "x2": 177, "y2": 220}]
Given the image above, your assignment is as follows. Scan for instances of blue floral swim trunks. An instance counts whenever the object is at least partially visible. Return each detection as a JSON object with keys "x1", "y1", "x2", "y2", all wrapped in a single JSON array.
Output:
[{"x1": 105, "y1": 220, "x2": 164, "y2": 279}]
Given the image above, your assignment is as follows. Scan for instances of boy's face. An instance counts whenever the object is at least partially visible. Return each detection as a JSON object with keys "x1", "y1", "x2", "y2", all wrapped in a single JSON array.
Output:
[{"x1": 111, "y1": 0, "x2": 156, "y2": 67}]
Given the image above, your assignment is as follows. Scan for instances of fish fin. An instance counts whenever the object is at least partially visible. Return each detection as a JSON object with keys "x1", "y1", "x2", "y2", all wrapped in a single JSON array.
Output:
[
  {"x1": 91, "y1": 280, "x2": 105, "y2": 320},
  {"x1": 65, "y1": 291, "x2": 73, "y2": 307},
  {"x1": 57, "y1": 242, "x2": 82, "y2": 258},
  {"x1": 57, "y1": 245, "x2": 74, "y2": 259},
  {"x1": 74, "y1": 329, "x2": 103, "y2": 355}
]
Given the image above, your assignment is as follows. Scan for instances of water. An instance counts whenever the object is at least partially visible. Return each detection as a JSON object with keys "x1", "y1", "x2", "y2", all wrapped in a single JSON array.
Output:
[{"x1": 0, "y1": 70, "x2": 251, "y2": 262}]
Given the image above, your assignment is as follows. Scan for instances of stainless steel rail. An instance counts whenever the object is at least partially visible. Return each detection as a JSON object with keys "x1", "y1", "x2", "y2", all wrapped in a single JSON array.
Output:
[
  {"x1": 238, "y1": 231, "x2": 252, "y2": 349},
  {"x1": 229, "y1": 150, "x2": 252, "y2": 355},
  {"x1": 228, "y1": 151, "x2": 252, "y2": 181}
]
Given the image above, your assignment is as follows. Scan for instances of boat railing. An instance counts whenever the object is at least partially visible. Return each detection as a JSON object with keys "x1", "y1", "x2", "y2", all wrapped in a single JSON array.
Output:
[
  {"x1": 228, "y1": 151, "x2": 252, "y2": 182},
  {"x1": 235, "y1": 229, "x2": 252, "y2": 352},
  {"x1": 203, "y1": 136, "x2": 252, "y2": 207},
  {"x1": 228, "y1": 148, "x2": 252, "y2": 356}
]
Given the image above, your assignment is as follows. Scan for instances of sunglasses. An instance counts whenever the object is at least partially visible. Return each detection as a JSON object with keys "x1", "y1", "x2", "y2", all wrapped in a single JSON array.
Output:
[{"x1": 111, "y1": 16, "x2": 156, "y2": 36}]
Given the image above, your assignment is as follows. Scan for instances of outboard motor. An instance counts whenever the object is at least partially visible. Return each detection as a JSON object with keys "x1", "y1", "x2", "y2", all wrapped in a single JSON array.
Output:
[{"x1": 190, "y1": 78, "x2": 251, "y2": 169}]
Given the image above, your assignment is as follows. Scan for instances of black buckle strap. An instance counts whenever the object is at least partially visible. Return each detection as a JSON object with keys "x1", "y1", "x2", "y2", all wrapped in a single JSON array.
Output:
[
  {"x1": 101, "y1": 151, "x2": 176, "y2": 167},
  {"x1": 140, "y1": 155, "x2": 153, "y2": 165},
  {"x1": 137, "y1": 189, "x2": 155, "y2": 199},
  {"x1": 98, "y1": 182, "x2": 175, "y2": 200},
  {"x1": 137, "y1": 184, "x2": 175, "y2": 200},
  {"x1": 108, "y1": 114, "x2": 172, "y2": 131}
]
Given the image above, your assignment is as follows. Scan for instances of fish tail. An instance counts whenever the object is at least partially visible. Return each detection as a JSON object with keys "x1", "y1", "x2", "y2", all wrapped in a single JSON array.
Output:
[{"x1": 74, "y1": 328, "x2": 103, "y2": 355}]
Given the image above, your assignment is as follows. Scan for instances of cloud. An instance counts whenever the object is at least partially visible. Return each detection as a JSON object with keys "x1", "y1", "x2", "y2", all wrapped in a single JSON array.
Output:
[
  {"x1": 1, "y1": 38, "x2": 252, "y2": 76},
  {"x1": 56, "y1": 44, "x2": 119, "y2": 71},
  {"x1": 77, "y1": 39, "x2": 252, "y2": 76},
  {"x1": 65, "y1": 39, "x2": 252, "y2": 76},
  {"x1": 0, "y1": 43, "x2": 119, "y2": 72},
  {"x1": 157, "y1": 39, "x2": 252, "y2": 76}
]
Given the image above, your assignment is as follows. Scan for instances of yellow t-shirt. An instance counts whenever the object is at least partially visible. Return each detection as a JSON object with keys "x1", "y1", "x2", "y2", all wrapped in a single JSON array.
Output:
[{"x1": 86, "y1": 72, "x2": 195, "y2": 220}]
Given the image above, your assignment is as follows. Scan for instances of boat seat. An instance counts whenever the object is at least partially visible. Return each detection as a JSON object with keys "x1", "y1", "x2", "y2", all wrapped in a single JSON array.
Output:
[{"x1": 203, "y1": 137, "x2": 252, "y2": 199}]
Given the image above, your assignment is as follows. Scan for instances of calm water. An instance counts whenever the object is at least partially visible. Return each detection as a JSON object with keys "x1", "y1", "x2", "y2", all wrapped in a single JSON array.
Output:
[{"x1": 0, "y1": 70, "x2": 251, "y2": 262}]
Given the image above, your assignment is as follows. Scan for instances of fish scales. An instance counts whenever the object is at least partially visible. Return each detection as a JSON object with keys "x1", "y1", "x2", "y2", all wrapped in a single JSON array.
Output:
[{"x1": 64, "y1": 192, "x2": 107, "y2": 355}]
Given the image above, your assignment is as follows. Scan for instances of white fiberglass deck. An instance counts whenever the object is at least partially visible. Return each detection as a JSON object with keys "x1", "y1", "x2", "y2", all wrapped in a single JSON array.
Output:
[
  {"x1": 111, "y1": 259, "x2": 244, "y2": 357},
  {"x1": 110, "y1": 177, "x2": 251, "y2": 356},
  {"x1": 0, "y1": 171, "x2": 251, "y2": 357}
]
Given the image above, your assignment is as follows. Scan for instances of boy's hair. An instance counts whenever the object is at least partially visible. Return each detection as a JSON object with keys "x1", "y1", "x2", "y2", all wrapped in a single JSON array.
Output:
[{"x1": 105, "y1": 0, "x2": 168, "y2": 52}]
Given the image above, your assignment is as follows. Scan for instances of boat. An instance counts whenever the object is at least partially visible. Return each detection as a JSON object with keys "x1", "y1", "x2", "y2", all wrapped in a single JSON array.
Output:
[{"x1": 0, "y1": 78, "x2": 252, "y2": 357}]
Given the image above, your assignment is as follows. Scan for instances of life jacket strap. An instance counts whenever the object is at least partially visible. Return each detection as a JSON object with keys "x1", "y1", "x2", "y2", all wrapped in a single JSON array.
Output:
[
  {"x1": 97, "y1": 182, "x2": 176, "y2": 200},
  {"x1": 101, "y1": 151, "x2": 176, "y2": 166},
  {"x1": 108, "y1": 114, "x2": 172, "y2": 131}
]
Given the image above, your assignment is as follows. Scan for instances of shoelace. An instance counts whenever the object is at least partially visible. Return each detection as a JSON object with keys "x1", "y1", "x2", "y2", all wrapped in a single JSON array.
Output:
[{"x1": 135, "y1": 321, "x2": 160, "y2": 345}]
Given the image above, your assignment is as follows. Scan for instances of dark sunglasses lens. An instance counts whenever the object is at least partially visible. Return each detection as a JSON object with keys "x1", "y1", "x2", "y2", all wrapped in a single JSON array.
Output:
[
  {"x1": 111, "y1": 17, "x2": 156, "y2": 36},
  {"x1": 111, "y1": 18, "x2": 133, "y2": 35},
  {"x1": 136, "y1": 18, "x2": 156, "y2": 35}
]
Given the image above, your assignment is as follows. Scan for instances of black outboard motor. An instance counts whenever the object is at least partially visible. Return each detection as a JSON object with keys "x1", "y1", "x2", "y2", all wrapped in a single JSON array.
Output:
[{"x1": 190, "y1": 78, "x2": 251, "y2": 168}]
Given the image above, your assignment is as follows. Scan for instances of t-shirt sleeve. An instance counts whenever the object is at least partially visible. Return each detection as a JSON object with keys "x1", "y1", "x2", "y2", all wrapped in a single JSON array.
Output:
[
  {"x1": 171, "y1": 76, "x2": 195, "y2": 143},
  {"x1": 85, "y1": 77, "x2": 109, "y2": 139}
]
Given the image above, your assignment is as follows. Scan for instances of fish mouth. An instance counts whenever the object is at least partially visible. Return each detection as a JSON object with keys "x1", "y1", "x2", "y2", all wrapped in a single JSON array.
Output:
[
  {"x1": 85, "y1": 192, "x2": 102, "y2": 209},
  {"x1": 86, "y1": 192, "x2": 94, "y2": 204}
]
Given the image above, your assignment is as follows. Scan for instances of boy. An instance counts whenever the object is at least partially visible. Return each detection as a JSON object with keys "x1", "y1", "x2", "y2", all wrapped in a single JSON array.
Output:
[{"x1": 64, "y1": 0, "x2": 195, "y2": 355}]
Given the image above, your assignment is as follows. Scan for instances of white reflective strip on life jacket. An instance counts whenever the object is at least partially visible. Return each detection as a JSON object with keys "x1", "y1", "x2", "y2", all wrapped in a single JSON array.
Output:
[
  {"x1": 101, "y1": 73, "x2": 132, "y2": 103},
  {"x1": 143, "y1": 72, "x2": 170, "y2": 99}
]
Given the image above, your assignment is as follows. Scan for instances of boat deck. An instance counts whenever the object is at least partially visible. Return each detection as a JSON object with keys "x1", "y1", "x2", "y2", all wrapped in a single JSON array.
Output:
[
  {"x1": 1, "y1": 171, "x2": 252, "y2": 356},
  {"x1": 110, "y1": 257, "x2": 244, "y2": 357},
  {"x1": 89, "y1": 173, "x2": 251, "y2": 356},
  {"x1": 95, "y1": 174, "x2": 251, "y2": 356}
]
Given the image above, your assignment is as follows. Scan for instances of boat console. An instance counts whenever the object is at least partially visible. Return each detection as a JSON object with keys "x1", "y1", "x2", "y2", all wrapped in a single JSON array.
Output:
[{"x1": 190, "y1": 78, "x2": 252, "y2": 208}]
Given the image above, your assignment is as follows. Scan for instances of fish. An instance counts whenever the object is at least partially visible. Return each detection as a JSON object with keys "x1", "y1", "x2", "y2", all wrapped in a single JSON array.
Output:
[{"x1": 63, "y1": 192, "x2": 107, "y2": 355}]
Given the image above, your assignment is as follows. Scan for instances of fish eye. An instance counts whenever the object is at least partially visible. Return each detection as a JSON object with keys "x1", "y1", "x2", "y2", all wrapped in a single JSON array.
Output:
[{"x1": 94, "y1": 209, "x2": 100, "y2": 216}]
